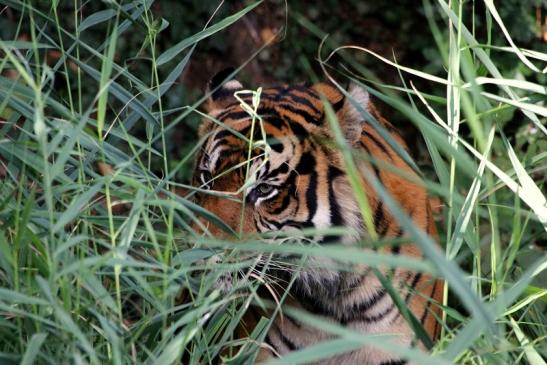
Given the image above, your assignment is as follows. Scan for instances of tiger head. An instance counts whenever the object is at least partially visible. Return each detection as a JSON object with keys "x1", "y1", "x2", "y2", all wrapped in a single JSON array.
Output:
[{"x1": 193, "y1": 70, "x2": 378, "y2": 294}]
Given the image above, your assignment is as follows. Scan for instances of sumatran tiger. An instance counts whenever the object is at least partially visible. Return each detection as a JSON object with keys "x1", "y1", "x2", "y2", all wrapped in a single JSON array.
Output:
[{"x1": 191, "y1": 69, "x2": 443, "y2": 365}]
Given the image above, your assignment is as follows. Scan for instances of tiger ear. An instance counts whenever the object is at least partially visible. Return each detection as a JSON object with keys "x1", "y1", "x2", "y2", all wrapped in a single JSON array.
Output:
[
  {"x1": 206, "y1": 67, "x2": 243, "y2": 112},
  {"x1": 312, "y1": 82, "x2": 370, "y2": 143},
  {"x1": 337, "y1": 83, "x2": 371, "y2": 143},
  {"x1": 200, "y1": 68, "x2": 244, "y2": 137}
]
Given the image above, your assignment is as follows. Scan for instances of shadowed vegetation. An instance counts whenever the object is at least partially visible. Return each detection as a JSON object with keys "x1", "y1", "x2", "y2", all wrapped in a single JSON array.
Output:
[{"x1": 0, "y1": 1, "x2": 545, "y2": 364}]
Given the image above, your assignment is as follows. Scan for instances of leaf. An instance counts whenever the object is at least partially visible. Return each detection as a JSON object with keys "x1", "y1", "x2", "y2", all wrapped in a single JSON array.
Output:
[
  {"x1": 21, "y1": 333, "x2": 47, "y2": 365},
  {"x1": 483, "y1": 0, "x2": 543, "y2": 74},
  {"x1": 96, "y1": 15, "x2": 119, "y2": 140},
  {"x1": 79, "y1": 9, "x2": 117, "y2": 31},
  {"x1": 509, "y1": 318, "x2": 547, "y2": 365},
  {"x1": 502, "y1": 133, "x2": 547, "y2": 229},
  {"x1": 52, "y1": 181, "x2": 104, "y2": 234}
]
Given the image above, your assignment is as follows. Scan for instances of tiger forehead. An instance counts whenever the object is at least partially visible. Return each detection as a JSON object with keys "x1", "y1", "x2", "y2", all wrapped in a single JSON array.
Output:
[
  {"x1": 200, "y1": 118, "x2": 298, "y2": 171},
  {"x1": 215, "y1": 84, "x2": 331, "y2": 123},
  {"x1": 199, "y1": 83, "x2": 344, "y2": 173}
]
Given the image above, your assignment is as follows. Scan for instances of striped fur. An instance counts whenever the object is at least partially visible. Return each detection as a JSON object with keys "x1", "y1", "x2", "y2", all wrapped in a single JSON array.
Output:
[{"x1": 193, "y1": 72, "x2": 443, "y2": 364}]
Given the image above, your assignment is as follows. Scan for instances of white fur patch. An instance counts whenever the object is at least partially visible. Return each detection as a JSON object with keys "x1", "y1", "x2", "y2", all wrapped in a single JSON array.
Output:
[
  {"x1": 311, "y1": 203, "x2": 331, "y2": 229},
  {"x1": 342, "y1": 83, "x2": 370, "y2": 142},
  {"x1": 223, "y1": 80, "x2": 243, "y2": 90},
  {"x1": 349, "y1": 83, "x2": 369, "y2": 108}
]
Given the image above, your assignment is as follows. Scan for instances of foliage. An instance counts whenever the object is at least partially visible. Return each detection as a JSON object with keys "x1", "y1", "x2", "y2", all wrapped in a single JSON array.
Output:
[{"x1": 0, "y1": 1, "x2": 545, "y2": 364}]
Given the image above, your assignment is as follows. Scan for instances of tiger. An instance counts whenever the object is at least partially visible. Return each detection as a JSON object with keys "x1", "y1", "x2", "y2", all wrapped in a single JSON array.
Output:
[{"x1": 191, "y1": 68, "x2": 444, "y2": 365}]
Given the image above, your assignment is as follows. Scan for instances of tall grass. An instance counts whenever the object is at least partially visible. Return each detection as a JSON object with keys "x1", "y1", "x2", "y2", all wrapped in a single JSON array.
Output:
[{"x1": 0, "y1": 1, "x2": 545, "y2": 364}]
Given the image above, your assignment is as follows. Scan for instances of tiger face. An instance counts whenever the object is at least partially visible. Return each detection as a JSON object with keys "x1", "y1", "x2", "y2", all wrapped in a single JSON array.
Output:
[
  {"x1": 192, "y1": 71, "x2": 381, "y2": 294},
  {"x1": 191, "y1": 71, "x2": 443, "y2": 362}
]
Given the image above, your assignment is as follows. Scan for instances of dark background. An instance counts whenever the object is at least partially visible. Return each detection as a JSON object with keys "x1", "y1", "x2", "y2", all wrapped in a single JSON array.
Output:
[{"x1": 1, "y1": 0, "x2": 545, "y2": 182}]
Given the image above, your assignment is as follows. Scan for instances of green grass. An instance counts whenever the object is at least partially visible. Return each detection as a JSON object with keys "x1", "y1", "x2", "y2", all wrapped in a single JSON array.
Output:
[{"x1": 0, "y1": 1, "x2": 545, "y2": 364}]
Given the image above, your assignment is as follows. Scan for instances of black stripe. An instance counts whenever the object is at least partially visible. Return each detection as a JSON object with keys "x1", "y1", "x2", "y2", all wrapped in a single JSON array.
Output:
[
  {"x1": 390, "y1": 272, "x2": 423, "y2": 325},
  {"x1": 259, "y1": 215, "x2": 278, "y2": 230},
  {"x1": 406, "y1": 273, "x2": 423, "y2": 302},
  {"x1": 213, "y1": 129, "x2": 235, "y2": 141},
  {"x1": 271, "y1": 191, "x2": 291, "y2": 215},
  {"x1": 319, "y1": 166, "x2": 344, "y2": 244},
  {"x1": 332, "y1": 95, "x2": 345, "y2": 112},
  {"x1": 264, "y1": 333, "x2": 277, "y2": 353},
  {"x1": 278, "y1": 103, "x2": 322, "y2": 126},
  {"x1": 210, "y1": 139, "x2": 229, "y2": 155},
  {"x1": 434, "y1": 315, "x2": 441, "y2": 339},
  {"x1": 386, "y1": 271, "x2": 412, "y2": 325},
  {"x1": 274, "y1": 322, "x2": 299, "y2": 351},
  {"x1": 297, "y1": 291, "x2": 338, "y2": 318},
  {"x1": 362, "y1": 130, "x2": 392, "y2": 159},
  {"x1": 340, "y1": 288, "x2": 387, "y2": 324},
  {"x1": 328, "y1": 166, "x2": 343, "y2": 227},
  {"x1": 420, "y1": 280, "x2": 438, "y2": 325},
  {"x1": 260, "y1": 108, "x2": 309, "y2": 141},
  {"x1": 283, "y1": 92, "x2": 322, "y2": 114},
  {"x1": 392, "y1": 228, "x2": 404, "y2": 256},
  {"x1": 306, "y1": 169, "x2": 318, "y2": 224},
  {"x1": 296, "y1": 151, "x2": 315, "y2": 175},
  {"x1": 360, "y1": 302, "x2": 397, "y2": 323},
  {"x1": 270, "y1": 137, "x2": 284, "y2": 153},
  {"x1": 258, "y1": 161, "x2": 270, "y2": 180},
  {"x1": 283, "y1": 220, "x2": 313, "y2": 230},
  {"x1": 288, "y1": 119, "x2": 309, "y2": 140},
  {"x1": 374, "y1": 201, "x2": 389, "y2": 237},
  {"x1": 288, "y1": 84, "x2": 321, "y2": 100},
  {"x1": 269, "y1": 161, "x2": 289, "y2": 177},
  {"x1": 283, "y1": 153, "x2": 316, "y2": 225},
  {"x1": 258, "y1": 111, "x2": 287, "y2": 130},
  {"x1": 217, "y1": 107, "x2": 277, "y2": 124},
  {"x1": 355, "y1": 288, "x2": 388, "y2": 312},
  {"x1": 217, "y1": 109, "x2": 251, "y2": 121},
  {"x1": 378, "y1": 360, "x2": 407, "y2": 365}
]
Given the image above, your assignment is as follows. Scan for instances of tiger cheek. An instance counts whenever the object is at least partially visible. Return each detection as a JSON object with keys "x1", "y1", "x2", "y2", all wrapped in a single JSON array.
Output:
[
  {"x1": 194, "y1": 173, "x2": 257, "y2": 236},
  {"x1": 268, "y1": 191, "x2": 287, "y2": 210}
]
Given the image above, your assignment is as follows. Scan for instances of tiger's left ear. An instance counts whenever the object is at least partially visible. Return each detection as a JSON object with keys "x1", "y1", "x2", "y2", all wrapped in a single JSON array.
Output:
[
  {"x1": 200, "y1": 68, "x2": 244, "y2": 137},
  {"x1": 338, "y1": 83, "x2": 371, "y2": 143},
  {"x1": 206, "y1": 67, "x2": 244, "y2": 112},
  {"x1": 313, "y1": 82, "x2": 370, "y2": 143}
]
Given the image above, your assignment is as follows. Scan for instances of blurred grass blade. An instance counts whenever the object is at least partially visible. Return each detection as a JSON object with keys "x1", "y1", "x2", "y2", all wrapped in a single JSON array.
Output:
[
  {"x1": 448, "y1": 126, "x2": 495, "y2": 258},
  {"x1": 444, "y1": 256, "x2": 546, "y2": 360},
  {"x1": 437, "y1": 0, "x2": 547, "y2": 135},
  {"x1": 96, "y1": 14, "x2": 119, "y2": 141},
  {"x1": 262, "y1": 338, "x2": 367, "y2": 365},
  {"x1": 472, "y1": 77, "x2": 547, "y2": 94},
  {"x1": 365, "y1": 167, "x2": 494, "y2": 330},
  {"x1": 509, "y1": 318, "x2": 547, "y2": 365},
  {"x1": 481, "y1": 92, "x2": 547, "y2": 117},
  {"x1": 263, "y1": 304, "x2": 450, "y2": 365},
  {"x1": 501, "y1": 132, "x2": 547, "y2": 229},
  {"x1": 483, "y1": 0, "x2": 542, "y2": 73},
  {"x1": 52, "y1": 181, "x2": 104, "y2": 234},
  {"x1": 20, "y1": 333, "x2": 47, "y2": 365}
]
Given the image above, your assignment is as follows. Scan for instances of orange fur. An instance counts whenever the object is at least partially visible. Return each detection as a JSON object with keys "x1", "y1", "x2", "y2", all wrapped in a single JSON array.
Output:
[{"x1": 193, "y1": 76, "x2": 443, "y2": 364}]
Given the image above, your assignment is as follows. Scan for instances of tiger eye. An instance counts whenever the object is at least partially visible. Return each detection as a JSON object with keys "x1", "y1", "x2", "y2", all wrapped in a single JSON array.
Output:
[{"x1": 256, "y1": 183, "x2": 274, "y2": 196}]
